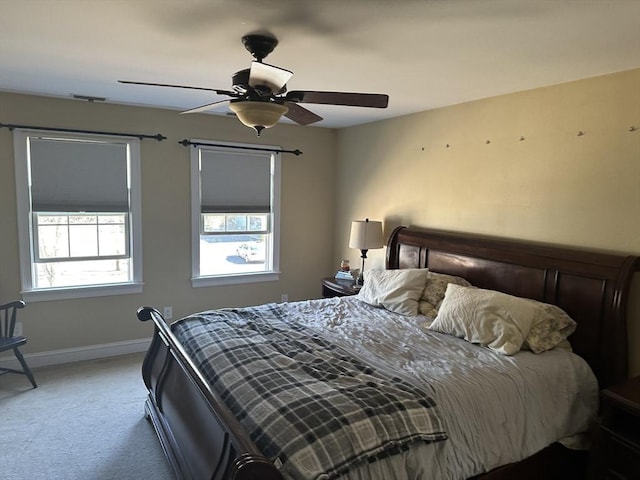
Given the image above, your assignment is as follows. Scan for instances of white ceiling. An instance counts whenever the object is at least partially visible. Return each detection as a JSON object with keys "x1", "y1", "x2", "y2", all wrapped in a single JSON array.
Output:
[{"x1": 1, "y1": 0, "x2": 639, "y2": 129}]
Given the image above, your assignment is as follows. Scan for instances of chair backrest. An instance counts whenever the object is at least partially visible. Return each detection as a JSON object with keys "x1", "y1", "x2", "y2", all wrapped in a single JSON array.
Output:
[{"x1": 0, "y1": 301, "x2": 26, "y2": 339}]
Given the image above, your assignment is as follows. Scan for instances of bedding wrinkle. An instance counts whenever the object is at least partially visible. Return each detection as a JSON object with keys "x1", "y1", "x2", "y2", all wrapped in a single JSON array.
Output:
[
  {"x1": 289, "y1": 297, "x2": 598, "y2": 479},
  {"x1": 175, "y1": 297, "x2": 597, "y2": 479}
]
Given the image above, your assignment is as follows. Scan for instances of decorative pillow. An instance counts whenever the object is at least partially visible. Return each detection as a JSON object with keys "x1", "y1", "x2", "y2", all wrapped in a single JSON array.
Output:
[
  {"x1": 357, "y1": 269, "x2": 429, "y2": 316},
  {"x1": 522, "y1": 302, "x2": 577, "y2": 353},
  {"x1": 428, "y1": 284, "x2": 539, "y2": 355},
  {"x1": 419, "y1": 271, "x2": 472, "y2": 318}
]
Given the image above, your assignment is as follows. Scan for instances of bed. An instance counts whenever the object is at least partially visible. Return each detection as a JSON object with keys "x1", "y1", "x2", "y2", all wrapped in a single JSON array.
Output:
[{"x1": 137, "y1": 226, "x2": 639, "y2": 480}]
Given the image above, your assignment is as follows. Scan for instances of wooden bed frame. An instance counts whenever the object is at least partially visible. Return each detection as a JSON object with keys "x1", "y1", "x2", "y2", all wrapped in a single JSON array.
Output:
[{"x1": 137, "y1": 226, "x2": 639, "y2": 480}]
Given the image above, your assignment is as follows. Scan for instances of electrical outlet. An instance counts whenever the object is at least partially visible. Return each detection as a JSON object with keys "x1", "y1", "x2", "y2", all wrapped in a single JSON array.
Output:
[
  {"x1": 163, "y1": 306, "x2": 173, "y2": 319},
  {"x1": 281, "y1": 294, "x2": 288, "y2": 302},
  {"x1": 14, "y1": 321, "x2": 23, "y2": 336}
]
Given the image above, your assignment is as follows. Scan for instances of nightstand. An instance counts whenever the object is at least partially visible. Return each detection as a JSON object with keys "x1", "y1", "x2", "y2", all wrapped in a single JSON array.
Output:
[
  {"x1": 591, "y1": 376, "x2": 640, "y2": 479},
  {"x1": 321, "y1": 277, "x2": 361, "y2": 298}
]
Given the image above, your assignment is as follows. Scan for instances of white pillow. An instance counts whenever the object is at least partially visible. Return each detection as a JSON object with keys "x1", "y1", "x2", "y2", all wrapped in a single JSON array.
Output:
[
  {"x1": 357, "y1": 269, "x2": 429, "y2": 316},
  {"x1": 428, "y1": 284, "x2": 538, "y2": 355}
]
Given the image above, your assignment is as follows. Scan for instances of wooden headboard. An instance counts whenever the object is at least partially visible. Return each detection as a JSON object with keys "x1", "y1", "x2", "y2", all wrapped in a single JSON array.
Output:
[{"x1": 386, "y1": 226, "x2": 639, "y2": 388}]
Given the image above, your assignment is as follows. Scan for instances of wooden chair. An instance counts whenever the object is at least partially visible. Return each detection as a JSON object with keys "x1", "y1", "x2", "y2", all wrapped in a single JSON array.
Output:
[{"x1": 0, "y1": 300, "x2": 37, "y2": 388}]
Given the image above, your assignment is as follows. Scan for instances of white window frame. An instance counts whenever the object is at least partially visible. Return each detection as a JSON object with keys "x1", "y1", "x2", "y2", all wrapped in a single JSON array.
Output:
[
  {"x1": 32, "y1": 212, "x2": 130, "y2": 262},
  {"x1": 13, "y1": 129, "x2": 143, "y2": 302},
  {"x1": 190, "y1": 140, "x2": 281, "y2": 287}
]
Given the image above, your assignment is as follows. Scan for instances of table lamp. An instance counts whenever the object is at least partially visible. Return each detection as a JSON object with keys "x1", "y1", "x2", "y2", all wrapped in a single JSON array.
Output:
[{"x1": 349, "y1": 218, "x2": 384, "y2": 285}]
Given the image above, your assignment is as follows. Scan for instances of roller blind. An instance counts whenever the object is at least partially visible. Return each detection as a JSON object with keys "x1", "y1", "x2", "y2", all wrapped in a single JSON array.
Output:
[
  {"x1": 200, "y1": 149, "x2": 271, "y2": 213},
  {"x1": 29, "y1": 138, "x2": 129, "y2": 212}
]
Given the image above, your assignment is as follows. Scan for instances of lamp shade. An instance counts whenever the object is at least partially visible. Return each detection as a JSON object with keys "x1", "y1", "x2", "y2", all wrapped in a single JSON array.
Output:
[
  {"x1": 349, "y1": 219, "x2": 384, "y2": 250},
  {"x1": 229, "y1": 101, "x2": 289, "y2": 135}
]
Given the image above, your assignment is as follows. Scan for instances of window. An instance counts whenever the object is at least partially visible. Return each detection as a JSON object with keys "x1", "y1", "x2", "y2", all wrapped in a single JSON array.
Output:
[
  {"x1": 13, "y1": 130, "x2": 143, "y2": 301},
  {"x1": 191, "y1": 141, "x2": 280, "y2": 286}
]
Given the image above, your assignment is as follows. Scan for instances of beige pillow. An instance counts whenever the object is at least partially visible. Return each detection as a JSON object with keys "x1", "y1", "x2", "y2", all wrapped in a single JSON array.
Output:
[
  {"x1": 522, "y1": 302, "x2": 577, "y2": 353},
  {"x1": 419, "y1": 271, "x2": 472, "y2": 318},
  {"x1": 357, "y1": 269, "x2": 429, "y2": 316},
  {"x1": 428, "y1": 284, "x2": 538, "y2": 355}
]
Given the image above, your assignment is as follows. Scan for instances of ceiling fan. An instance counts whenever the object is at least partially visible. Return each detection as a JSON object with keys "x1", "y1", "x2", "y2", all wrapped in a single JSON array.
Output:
[{"x1": 119, "y1": 31, "x2": 389, "y2": 136}]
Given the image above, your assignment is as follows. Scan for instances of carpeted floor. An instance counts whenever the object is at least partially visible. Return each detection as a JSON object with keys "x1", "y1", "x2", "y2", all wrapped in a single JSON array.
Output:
[{"x1": 0, "y1": 353, "x2": 173, "y2": 480}]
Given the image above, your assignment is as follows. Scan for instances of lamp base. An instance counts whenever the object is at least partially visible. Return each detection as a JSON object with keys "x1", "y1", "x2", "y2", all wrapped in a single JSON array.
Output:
[{"x1": 357, "y1": 249, "x2": 368, "y2": 286}]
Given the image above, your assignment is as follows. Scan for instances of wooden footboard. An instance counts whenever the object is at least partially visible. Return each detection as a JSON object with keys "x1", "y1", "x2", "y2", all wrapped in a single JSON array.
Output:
[{"x1": 137, "y1": 306, "x2": 284, "y2": 480}]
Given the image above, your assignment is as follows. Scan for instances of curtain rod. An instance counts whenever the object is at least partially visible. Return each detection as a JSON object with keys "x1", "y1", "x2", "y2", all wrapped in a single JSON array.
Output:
[
  {"x1": 179, "y1": 139, "x2": 302, "y2": 156},
  {"x1": 0, "y1": 123, "x2": 167, "y2": 141}
]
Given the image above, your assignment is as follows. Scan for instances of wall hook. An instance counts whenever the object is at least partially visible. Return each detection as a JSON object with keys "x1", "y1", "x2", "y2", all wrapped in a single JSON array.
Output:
[
  {"x1": 630, "y1": 126, "x2": 638, "y2": 132},
  {"x1": 577, "y1": 131, "x2": 585, "y2": 136},
  {"x1": 519, "y1": 136, "x2": 526, "y2": 141}
]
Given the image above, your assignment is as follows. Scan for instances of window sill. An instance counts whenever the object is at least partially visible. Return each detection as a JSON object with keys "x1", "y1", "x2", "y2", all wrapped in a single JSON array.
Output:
[
  {"x1": 20, "y1": 282, "x2": 144, "y2": 302},
  {"x1": 192, "y1": 272, "x2": 280, "y2": 288}
]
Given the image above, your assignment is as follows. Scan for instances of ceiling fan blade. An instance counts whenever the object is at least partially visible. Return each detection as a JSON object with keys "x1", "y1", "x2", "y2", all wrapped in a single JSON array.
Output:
[
  {"x1": 249, "y1": 62, "x2": 293, "y2": 94},
  {"x1": 283, "y1": 102, "x2": 323, "y2": 125},
  {"x1": 118, "y1": 80, "x2": 236, "y2": 97},
  {"x1": 286, "y1": 90, "x2": 389, "y2": 108},
  {"x1": 180, "y1": 99, "x2": 231, "y2": 115}
]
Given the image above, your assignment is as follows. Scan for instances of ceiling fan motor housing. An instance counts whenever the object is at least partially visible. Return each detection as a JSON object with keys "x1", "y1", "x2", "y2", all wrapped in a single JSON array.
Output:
[
  {"x1": 241, "y1": 33, "x2": 278, "y2": 62},
  {"x1": 232, "y1": 69, "x2": 250, "y2": 93}
]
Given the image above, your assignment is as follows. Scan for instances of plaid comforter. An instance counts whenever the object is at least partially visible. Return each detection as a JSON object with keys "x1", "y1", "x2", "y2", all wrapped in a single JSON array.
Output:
[{"x1": 172, "y1": 303, "x2": 447, "y2": 480}]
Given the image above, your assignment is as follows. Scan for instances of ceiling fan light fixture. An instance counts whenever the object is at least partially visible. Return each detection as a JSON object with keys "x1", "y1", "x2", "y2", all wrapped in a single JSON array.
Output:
[{"x1": 229, "y1": 101, "x2": 289, "y2": 136}]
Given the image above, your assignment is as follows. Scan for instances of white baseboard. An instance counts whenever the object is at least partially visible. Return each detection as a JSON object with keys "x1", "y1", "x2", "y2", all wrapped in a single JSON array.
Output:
[{"x1": 0, "y1": 338, "x2": 152, "y2": 370}]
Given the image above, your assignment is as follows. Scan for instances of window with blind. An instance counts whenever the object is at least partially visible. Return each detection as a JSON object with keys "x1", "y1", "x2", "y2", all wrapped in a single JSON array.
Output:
[
  {"x1": 190, "y1": 141, "x2": 280, "y2": 286},
  {"x1": 13, "y1": 130, "x2": 142, "y2": 300}
]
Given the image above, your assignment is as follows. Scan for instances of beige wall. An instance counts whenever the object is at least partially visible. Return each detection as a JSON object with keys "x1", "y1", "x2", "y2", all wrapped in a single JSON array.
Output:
[
  {"x1": 0, "y1": 93, "x2": 337, "y2": 355},
  {"x1": 2, "y1": 69, "x2": 639, "y2": 376},
  {"x1": 334, "y1": 69, "x2": 640, "y2": 377}
]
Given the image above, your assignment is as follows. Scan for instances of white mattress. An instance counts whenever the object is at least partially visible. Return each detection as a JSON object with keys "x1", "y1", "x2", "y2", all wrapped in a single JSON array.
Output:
[{"x1": 284, "y1": 296, "x2": 598, "y2": 479}]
